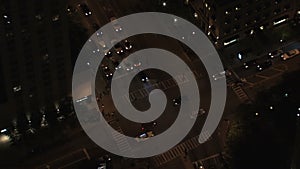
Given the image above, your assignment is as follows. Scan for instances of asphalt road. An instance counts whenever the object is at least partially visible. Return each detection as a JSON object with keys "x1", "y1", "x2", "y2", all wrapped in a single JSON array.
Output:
[{"x1": 13, "y1": 0, "x2": 252, "y2": 168}]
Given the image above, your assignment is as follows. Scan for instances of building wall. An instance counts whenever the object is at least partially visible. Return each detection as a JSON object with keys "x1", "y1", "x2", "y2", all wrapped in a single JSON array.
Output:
[
  {"x1": 0, "y1": 0, "x2": 72, "y2": 128},
  {"x1": 189, "y1": 0, "x2": 299, "y2": 48}
]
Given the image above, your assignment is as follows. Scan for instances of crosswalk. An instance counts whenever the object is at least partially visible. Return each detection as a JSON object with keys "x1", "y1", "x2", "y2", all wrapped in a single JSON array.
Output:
[
  {"x1": 231, "y1": 85, "x2": 251, "y2": 103},
  {"x1": 109, "y1": 120, "x2": 133, "y2": 155},
  {"x1": 192, "y1": 153, "x2": 225, "y2": 169},
  {"x1": 128, "y1": 73, "x2": 192, "y2": 101},
  {"x1": 151, "y1": 134, "x2": 211, "y2": 167}
]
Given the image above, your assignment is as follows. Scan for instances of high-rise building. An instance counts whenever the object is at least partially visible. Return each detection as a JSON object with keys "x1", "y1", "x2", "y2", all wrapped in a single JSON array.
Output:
[
  {"x1": 189, "y1": 0, "x2": 300, "y2": 48},
  {"x1": 0, "y1": 0, "x2": 72, "y2": 128}
]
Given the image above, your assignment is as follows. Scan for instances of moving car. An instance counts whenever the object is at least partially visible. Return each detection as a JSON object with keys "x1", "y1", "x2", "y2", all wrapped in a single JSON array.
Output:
[
  {"x1": 281, "y1": 49, "x2": 300, "y2": 60},
  {"x1": 243, "y1": 59, "x2": 257, "y2": 69},
  {"x1": 140, "y1": 72, "x2": 149, "y2": 83},
  {"x1": 78, "y1": 3, "x2": 91, "y2": 16},
  {"x1": 256, "y1": 60, "x2": 272, "y2": 71},
  {"x1": 114, "y1": 43, "x2": 124, "y2": 55},
  {"x1": 212, "y1": 71, "x2": 226, "y2": 80},
  {"x1": 173, "y1": 97, "x2": 181, "y2": 106},
  {"x1": 110, "y1": 17, "x2": 122, "y2": 32},
  {"x1": 123, "y1": 40, "x2": 133, "y2": 51}
]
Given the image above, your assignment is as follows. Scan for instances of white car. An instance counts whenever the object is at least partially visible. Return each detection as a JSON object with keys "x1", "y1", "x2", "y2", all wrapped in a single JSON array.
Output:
[
  {"x1": 135, "y1": 131, "x2": 154, "y2": 142},
  {"x1": 110, "y1": 17, "x2": 122, "y2": 32},
  {"x1": 281, "y1": 49, "x2": 300, "y2": 60}
]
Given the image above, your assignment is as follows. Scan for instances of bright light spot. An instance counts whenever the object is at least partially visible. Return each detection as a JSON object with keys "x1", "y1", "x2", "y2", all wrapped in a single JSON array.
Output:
[
  {"x1": 205, "y1": 3, "x2": 208, "y2": 8},
  {"x1": 88, "y1": 39, "x2": 92, "y2": 42},
  {"x1": 0, "y1": 135, "x2": 10, "y2": 143},
  {"x1": 87, "y1": 62, "x2": 90, "y2": 65},
  {"x1": 199, "y1": 166, "x2": 204, "y2": 169},
  {"x1": 0, "y1": 129, "x2": 7, "y2": 133},
  {"x1": 269, "y1": 106, "x2": 273, "y2": 110},
  {"x1": 192, "y1": 31, "x2": 196, "y2": 35},
  {"x1": 162, "y1": 2, "x2": 167, "y2": 6},
  {"x1": 298, "y1": 11, "x2": 300, "y2": 15},
  {"x1": 260, "y1": 26, "x2": 264, "y2": 30},
  {"x1": 174, "y1": 18, "x2": 178, "y2": 22},
  {"x1": 182, "y1": 36, "x2": 185, "y2": 40},
  {"x1": 250, "y1": 29, "x2": 254, "y2": 35},
  {"x1": 284, "y1": 93, "x2": 288, "y2": 97},
  {"x1": 3, "y1": 15, "x2": 8, "y2": 18},
  {"x1": 237, "y1": 53, "x2": 243, "y2": 60},
  {"x1": 297, "y1": 114, "x2": 300, "y2": 117},
  {"x1": 273, "y1": 18, "x2": 287, "y2": 25},
  {"x1": 224, "y1": 39, "x2": 237, "y2": 46},
  {"x1": 216, "y1": 36, "x2": 219, "y2": 39},
  {"x1": 280, "y1": 39, "x2": 283, "y2": 42},
  {"x1": 207, "y1": 32, "x2": 211, "y2": 35},
  {"x1": 255, "y1": 112, "x2": 259, "y2": 116},
  {"x1": 298, "y1": 107, "x2": 300, "y2": 111},
  {"x1": 225, "y1": 11, "x2": 229, "y2": 15},
  {"x1": 194, "y1": 13, "x2": 198, "y2": 18}
]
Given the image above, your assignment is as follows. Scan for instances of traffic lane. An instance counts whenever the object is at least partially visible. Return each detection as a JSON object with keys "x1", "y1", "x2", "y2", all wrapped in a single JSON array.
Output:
[
  {"x1": 102, "y1": 66, "x2": 211, "y2": 138},
  {"x1": 234, "y1": 41, "x2": 300, "y2": 79},
  {"x1": 86, "y1": 0, "x2": 111, "y2": 25},
  {"x1": 68, "y1": 0, "x2": 96, "y2": 33}
]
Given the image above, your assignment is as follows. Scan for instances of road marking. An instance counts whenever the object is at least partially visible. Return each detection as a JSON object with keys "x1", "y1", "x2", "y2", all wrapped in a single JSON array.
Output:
[{"x1": 152, "y1": 136, "x2": 201, "y2": 167}]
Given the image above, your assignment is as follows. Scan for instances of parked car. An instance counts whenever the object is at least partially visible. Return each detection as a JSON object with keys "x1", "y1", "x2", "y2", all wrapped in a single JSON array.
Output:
[
  {"x1": 268, "y1": 50, "x2": 283, "y2": 59},
  {"x1": 281, "y1": 49, "x2": 300, "y2": 60}
]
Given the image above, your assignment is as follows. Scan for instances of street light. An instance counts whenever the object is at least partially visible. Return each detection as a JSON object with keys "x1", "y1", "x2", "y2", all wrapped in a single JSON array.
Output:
[{"x1": 162, "y1": 2, "x2": 167, "y2": 7}]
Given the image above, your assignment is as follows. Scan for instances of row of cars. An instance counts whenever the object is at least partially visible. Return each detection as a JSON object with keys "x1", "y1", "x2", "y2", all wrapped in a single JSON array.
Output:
[{"x1": 243, "y1": 48, "x2": 300, "y2": 71}]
